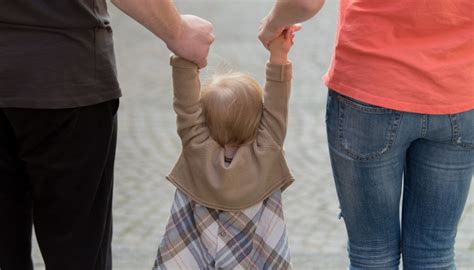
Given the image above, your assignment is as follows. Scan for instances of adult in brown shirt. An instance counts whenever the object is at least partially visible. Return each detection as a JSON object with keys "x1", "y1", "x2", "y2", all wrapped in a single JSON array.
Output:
[{"x1": 0, "y1": 0, "x2": 213, "y2": 269}]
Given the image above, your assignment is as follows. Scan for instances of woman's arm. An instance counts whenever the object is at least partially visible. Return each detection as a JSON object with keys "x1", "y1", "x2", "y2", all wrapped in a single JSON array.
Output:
[
  {"x1": 170, "y1": 55, "x2": 209, "y2": 145},
  {"x1": 259, "y1": 0, "x2": 325, "y2": 48}
]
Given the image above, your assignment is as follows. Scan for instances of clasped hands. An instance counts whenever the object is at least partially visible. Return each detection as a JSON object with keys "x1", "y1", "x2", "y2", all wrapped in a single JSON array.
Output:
[{"x1": 166, "y1": 14, "x2": 301, "y2": 68}]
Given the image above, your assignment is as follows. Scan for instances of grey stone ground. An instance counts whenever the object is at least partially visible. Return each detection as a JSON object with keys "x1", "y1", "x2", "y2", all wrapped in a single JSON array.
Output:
[{"x1": 32, "y1": 1, "x2": 473, "y2": 269}]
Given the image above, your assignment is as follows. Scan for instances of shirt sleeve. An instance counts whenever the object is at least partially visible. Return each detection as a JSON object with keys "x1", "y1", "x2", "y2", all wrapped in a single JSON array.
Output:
[
  {"x1": 259, "y1": 62, "x2": 293, "y2": 146},
  {"x1": 170, "y1": 55, "x2": 209, "y2": 146}
]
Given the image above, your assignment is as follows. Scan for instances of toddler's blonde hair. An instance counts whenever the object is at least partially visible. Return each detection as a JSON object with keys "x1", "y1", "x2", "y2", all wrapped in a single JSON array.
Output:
[{"x1": 201, "y1": 72, "x2": 263, "y2": 147}]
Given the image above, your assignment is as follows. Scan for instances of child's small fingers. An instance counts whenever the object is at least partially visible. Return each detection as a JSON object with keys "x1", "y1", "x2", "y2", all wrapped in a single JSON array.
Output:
[
  {"x1": 285, "y1": 29, "x2": 296, "y2": 40},
  {"x1": 290, "y1": 24, "x2": 303, "y2": 32}
]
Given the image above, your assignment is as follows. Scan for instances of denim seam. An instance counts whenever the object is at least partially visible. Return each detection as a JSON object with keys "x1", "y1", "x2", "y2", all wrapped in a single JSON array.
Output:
[
  {"x1": 337, "y1": 101, "x2": 345, "y2": 158},
  {"x1": 449, "y1": 113, "x2": 473, "y2": 149},
  {"x1": 390, "y1": 112, "x2": 403, "y2": 153},
  {"x1": 449, "y1": 114, "x2": 459, "y2": 143},
  {"x1": 421, "y1": 114, "x2": 428, "y2": 138}
]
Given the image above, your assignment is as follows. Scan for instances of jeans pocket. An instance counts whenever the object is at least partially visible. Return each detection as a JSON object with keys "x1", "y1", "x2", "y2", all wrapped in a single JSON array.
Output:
[
  {"x1": 451, "y1": 109, "x2": 474, "y2": 150},
  {"x1": 337, "y1": 94, "x2": 402, "y2": 160}
]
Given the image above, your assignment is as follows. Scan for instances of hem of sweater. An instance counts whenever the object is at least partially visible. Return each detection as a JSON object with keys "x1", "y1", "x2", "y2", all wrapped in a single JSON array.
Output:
[
  {"x1": 165, "y1": 175, "x2": 295, "y2": 212},
  {"x1": 324, "y1": 78, "x2": 474, "y2": 115},
  {"x1": 0, "y1": 88, "x2": 122, "y2": 109}
]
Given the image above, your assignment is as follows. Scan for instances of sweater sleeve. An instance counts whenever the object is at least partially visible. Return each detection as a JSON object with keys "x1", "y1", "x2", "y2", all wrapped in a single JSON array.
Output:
[
  {"x1": 170, "y1": 55, "x2": 209, "y2": 146},
  {"x1": 259, "y1": 62, "x2": 293, "y2": 146}
]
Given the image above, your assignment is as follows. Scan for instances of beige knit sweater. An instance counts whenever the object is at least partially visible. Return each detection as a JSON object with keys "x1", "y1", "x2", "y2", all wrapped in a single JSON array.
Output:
[{"x1": 167, "y1": 55, "x2": 294, "y2": 211}]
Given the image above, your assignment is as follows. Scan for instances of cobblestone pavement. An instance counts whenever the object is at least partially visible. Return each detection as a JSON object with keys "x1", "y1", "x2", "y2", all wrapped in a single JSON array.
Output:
[{"x1": 32, "y1": 1, "x2": 473, "y2": 269}]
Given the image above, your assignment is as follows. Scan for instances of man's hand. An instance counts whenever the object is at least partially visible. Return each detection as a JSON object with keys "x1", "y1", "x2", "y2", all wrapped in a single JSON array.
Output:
[
  {"x1": 111, "y1": 0, "x2": 215, "y2": 68},
  {"x1": 166, "y1": 15, "x2": 215, "y2": 68},
  {"x1": 268, "y1": 25, "x2": 301, "y2": 65}
]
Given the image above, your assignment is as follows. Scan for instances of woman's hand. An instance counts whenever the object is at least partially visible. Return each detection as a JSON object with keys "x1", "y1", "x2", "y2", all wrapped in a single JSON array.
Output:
[{"x1": 268, "y1": 24, "x2": 301, "y2": 65}]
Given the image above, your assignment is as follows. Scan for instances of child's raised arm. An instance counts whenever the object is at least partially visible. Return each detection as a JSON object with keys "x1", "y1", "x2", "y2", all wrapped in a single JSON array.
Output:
[
  {"x1": 259, "y1": 26, "x2": 299, "y2": 146},
  {"x1": 170, "y1": 55, "x2": 209, "y2": 146}
]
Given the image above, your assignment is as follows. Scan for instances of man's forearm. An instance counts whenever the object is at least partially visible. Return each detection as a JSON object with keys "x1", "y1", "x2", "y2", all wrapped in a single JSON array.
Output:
[
  {"x1": 267, "y1": 0, "x2": 325, "y2": 29},
  {"x1": 111, "y1": 0, "x2": 182, "y2": 43},
  {"x1": 112, "y1": 0, "x2": 214, "y2": 68}
]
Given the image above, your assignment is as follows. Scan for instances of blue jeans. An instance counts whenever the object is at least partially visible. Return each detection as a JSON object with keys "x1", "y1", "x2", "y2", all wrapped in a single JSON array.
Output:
[{"x1": 325, "y1": 90, "x2": 474, "y2": 270}]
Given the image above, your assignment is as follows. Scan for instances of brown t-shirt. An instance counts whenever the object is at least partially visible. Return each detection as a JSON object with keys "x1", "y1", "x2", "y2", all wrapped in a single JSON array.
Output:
[{"x1": 0, "y1": 0, "x2": 121, "y2": 108}]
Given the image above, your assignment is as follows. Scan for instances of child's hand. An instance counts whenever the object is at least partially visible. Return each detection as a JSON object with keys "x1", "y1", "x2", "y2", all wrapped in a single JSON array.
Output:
[{"x1": 268, "y1": 24, "x2": 301, "y2": 65}]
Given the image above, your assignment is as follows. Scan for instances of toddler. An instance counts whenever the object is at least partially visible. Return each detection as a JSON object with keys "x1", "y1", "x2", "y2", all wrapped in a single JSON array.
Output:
[{"x1": 153, "y1": 27, "x2": 298, "y2": 270}]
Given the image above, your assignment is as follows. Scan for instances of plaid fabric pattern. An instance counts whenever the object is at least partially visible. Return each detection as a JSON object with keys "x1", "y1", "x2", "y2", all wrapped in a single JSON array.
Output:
[{"x1": 153, "y1": 190, "x2": 292, "y2": 270}]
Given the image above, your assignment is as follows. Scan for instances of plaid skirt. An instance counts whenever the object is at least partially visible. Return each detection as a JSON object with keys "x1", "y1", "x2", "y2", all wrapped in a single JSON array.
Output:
[{"x1": 153, "y1": 189, "x2": 292, "y2": 270}]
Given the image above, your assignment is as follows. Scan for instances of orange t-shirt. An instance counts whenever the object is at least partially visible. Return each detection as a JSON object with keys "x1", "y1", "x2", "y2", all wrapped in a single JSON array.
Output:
[{"x1": 324, "y1": 0, "x2": 474, "y2": 114}]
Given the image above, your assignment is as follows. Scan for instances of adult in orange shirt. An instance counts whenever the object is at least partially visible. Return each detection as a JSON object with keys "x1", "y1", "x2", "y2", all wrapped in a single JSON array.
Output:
[{"x1": 260, "y1": 0, "x2": 473, "y2": 269}]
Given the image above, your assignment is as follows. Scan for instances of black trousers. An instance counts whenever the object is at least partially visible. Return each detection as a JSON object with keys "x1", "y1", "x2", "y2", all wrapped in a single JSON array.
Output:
[{"x1": 0, "y1": 100, "x2": 118, "y2": 270}]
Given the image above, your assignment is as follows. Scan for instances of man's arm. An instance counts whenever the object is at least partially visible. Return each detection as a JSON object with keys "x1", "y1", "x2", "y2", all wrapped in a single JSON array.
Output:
[
  {"x1": 111, "y1": 0, "x2": 214, "y2": 68},
  {"x1": 259, "y1": 0, "x2": 325, "y2": 48}
]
